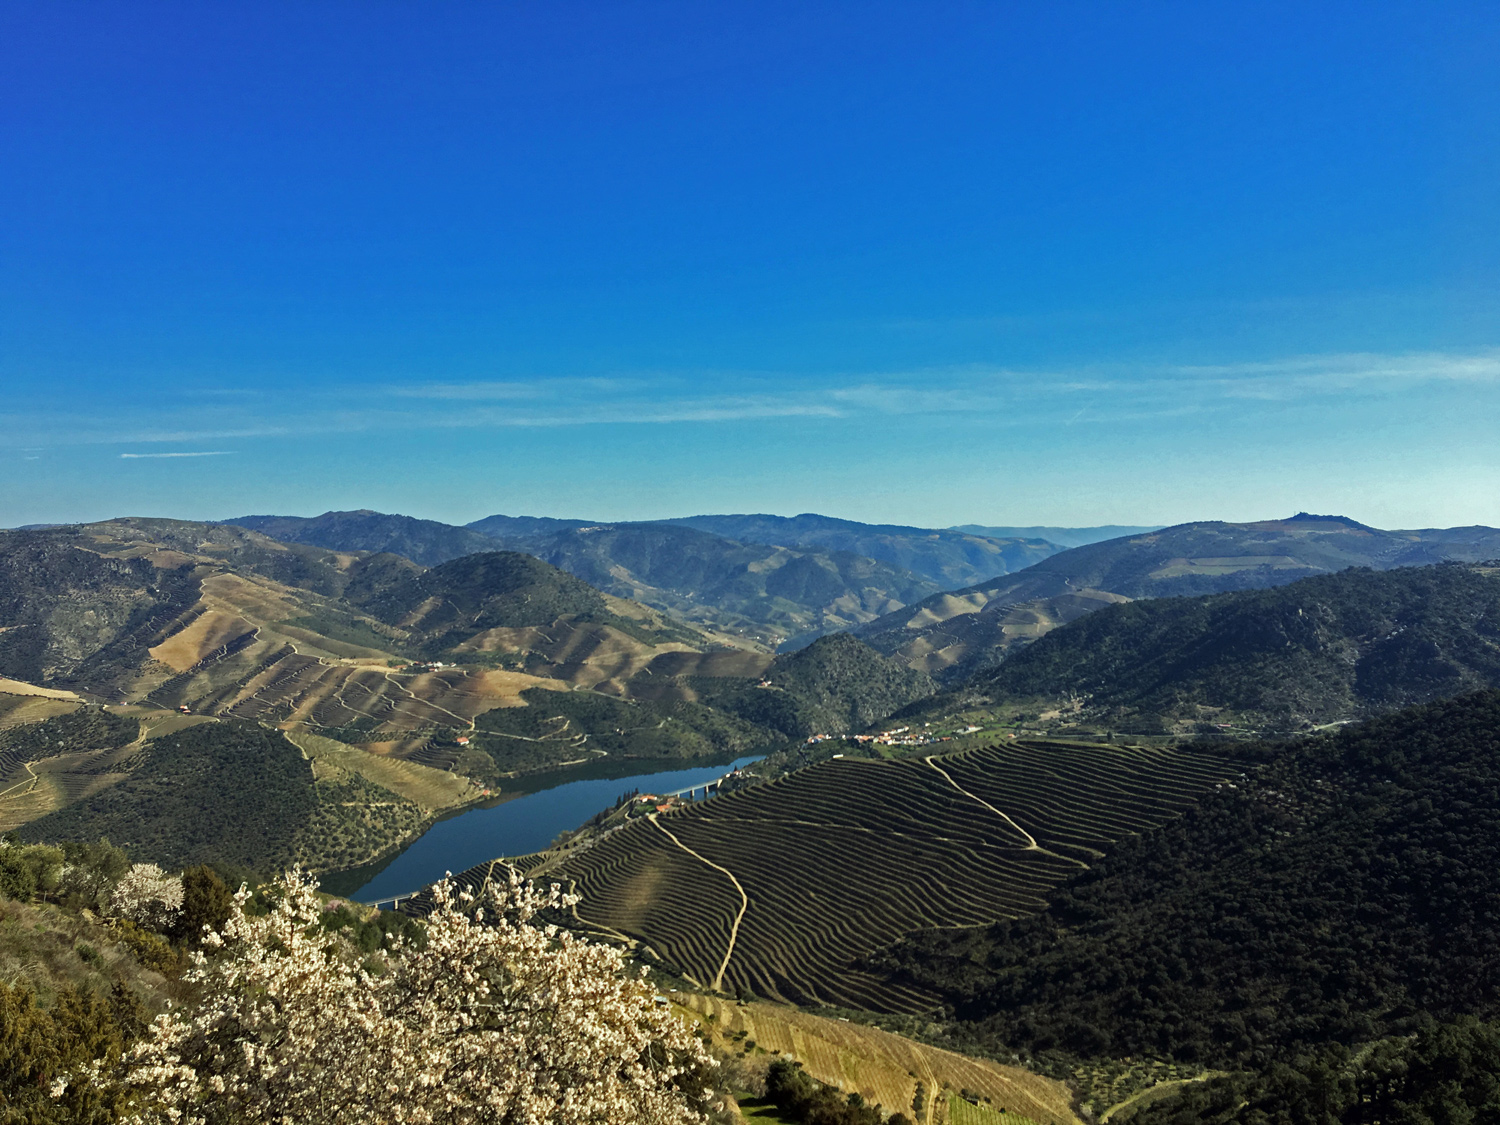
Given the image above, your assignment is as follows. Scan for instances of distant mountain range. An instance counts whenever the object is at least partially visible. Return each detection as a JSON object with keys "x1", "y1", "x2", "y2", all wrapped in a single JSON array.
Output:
[
  {"x1": 232, "y1": 509, "x2": 1067, "y2": 648},
  {"x1": 859, "y1": 513, "x2": 1500, "y2": 682},
  {"x1": 659, "y1": 513, "x2": 1061, "y2": 588},
  {"x1": 949, "y1": 523, "x2": 1164, "y2": 548}
]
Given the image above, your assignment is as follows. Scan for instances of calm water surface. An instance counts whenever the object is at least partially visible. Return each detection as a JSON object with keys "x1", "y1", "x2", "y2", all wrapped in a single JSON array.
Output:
[{"x1": 336, "y1": 755, "x2": 760, "y2": 902}]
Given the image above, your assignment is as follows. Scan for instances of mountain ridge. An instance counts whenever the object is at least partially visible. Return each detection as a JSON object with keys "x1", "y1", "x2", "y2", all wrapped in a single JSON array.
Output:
[{"x1": 857, "y1": 514, "x2": 1500, "y2": 682}]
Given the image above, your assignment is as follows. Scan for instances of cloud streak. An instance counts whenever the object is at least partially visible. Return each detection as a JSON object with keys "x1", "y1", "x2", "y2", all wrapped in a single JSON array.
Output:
[
  {"x1": 119, "y1": 451, "x2": 235, "y2": 459},
  {"x1": 4, "y1": 348, "x2": 1496, "y2": 452}
]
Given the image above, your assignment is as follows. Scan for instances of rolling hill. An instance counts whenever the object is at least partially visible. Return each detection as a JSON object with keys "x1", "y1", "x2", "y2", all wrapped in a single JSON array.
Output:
[
  {"x1": 937, "y1": 562, "x2": 1500, "y2": 736},
  {"x1": 233, "y1": 510, "x2": 500, "y2": 567},
  {"x1": 679, "y1": 633, "x2": 937, "y2": 739},
  {"x1": 858, "y1": 514, "x2": 1500, "y2": 682},
  {"x1": 482, "y1": 522, "x2": 942, "y2": 649}
]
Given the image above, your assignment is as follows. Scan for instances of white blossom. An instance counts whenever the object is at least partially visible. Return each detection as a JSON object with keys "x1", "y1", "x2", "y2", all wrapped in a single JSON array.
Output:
[
  {"x1": 120, "y1": 869, "x2": 714, "y2": 1124},
  {"x1": 108, "y1": 864, "x2": 184, "y2": 930}
]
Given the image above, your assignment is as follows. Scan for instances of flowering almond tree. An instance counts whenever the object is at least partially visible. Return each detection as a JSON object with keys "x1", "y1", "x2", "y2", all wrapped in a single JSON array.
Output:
[
  {"x1": 120, "y1": 869, "x2": 714, "y2": 1124},
  {"x1": 108, "y1": 863, "x2": 184, "y2": 930}
]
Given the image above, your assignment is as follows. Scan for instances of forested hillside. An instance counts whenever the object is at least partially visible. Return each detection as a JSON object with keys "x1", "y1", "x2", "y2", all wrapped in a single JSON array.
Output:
[
  {"x1": 688, "y1": 633, "x2": 937, "y2": 738},
  {"x1": 234, "y1": 509, "x2": 948, "y2": 648},
  {"x1": 957, "y1": 562, "x2": 1500, "y2": 733}
]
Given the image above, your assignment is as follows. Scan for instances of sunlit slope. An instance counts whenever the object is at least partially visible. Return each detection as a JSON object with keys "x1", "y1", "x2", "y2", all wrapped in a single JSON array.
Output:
[
  {"x1": 858, "y1": 514, "x2": 1500, "y2": 682},
  {"x1": 550, "y1": 740, "x2": 1233, "y2": 1010},
  {"x1": 0, "y1": 519, "x2": 717, "y2": 724},
  {"x1": 680, "y1": 994, "x2": 1082, "y2": 1125}
]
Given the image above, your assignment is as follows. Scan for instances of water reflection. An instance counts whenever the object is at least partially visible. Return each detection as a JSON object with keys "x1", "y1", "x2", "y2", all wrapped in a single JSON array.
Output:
[{"x1": 330, "y1": 755, "x2": 760, "y2": 901}]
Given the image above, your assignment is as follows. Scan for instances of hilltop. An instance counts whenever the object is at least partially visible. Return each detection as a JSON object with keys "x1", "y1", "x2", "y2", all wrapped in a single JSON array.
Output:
[
  {"x1": 480, "y1": 521, "x2": 941, "y2": 649},
  {"x1": 935, "y1": 562, "x2": 1500, "y2": 735},
  {"x1": 858, "y1": 514, "x2": 1500, "y2": 681},
  {"x1": 233, "y1": 510, "x2": 500, "y2": 567}
]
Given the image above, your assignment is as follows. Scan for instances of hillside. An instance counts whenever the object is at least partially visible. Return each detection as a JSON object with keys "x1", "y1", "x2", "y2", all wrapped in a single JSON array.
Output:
[
  {"x1": 660, "y1": 513, "x2": 1062, "y2": 589},
  {"x1": 520, "y1": 736, "x2": 1233, "y2": 1010},
  {"x1": 685, "y1": 634, "x2": 937, "y2": 738},
  {"x1": 872, "y1": 691, "x2": 1500, "y2": 1093},
  {"x1": 0, "y1": 520, "x2": 945, "y2": 878},
  {"x1": 950, "y1": 562, "x2": 1500, "y2": 735},
  {"x1": 472, "y1": 521, "x2": 942, "y2": 649},
  {"x1": 859, "y1": 514, "x2": 1500, "y2": 682}
]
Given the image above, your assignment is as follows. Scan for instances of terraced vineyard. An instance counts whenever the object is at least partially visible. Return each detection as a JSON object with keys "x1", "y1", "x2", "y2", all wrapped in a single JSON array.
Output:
[{"x1": 551, "y1": 740, "x2": 1235, "y2": 1010}]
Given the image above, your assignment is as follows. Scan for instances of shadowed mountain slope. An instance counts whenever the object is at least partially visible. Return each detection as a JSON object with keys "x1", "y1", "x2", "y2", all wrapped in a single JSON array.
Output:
[
  {"x1": 859, "y1": 514, "x2": 1500, "y2": 682},
  {"x1": 915, "y1": 562, "x2": 1500, "y2": 736},
  {"x1": 659, "y1": 512, "x2": 1062, "y2": 588}
]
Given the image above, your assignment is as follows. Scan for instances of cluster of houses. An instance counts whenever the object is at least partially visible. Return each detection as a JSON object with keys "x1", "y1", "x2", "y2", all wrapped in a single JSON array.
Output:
[{"x1": 803, "y1": 723, "x2": 988, "y2": 750}]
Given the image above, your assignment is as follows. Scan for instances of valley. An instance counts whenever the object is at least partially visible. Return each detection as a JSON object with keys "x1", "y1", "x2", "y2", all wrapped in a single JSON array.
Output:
[{"x1": 4, "y1": 507, "x2": 1500, "y2": 1125}]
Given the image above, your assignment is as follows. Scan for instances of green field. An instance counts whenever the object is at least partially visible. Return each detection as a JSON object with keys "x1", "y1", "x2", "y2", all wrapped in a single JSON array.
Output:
[{"x1": 552, "y1": 739, "x2": 1234, "y2": 1010}]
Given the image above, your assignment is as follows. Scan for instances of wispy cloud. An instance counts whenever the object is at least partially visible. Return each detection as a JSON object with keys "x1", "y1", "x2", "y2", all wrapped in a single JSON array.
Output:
[
  {"x1": 4, "y1": 348, "x2": 1496, "y2": 451},
  {"x1": 119, "y1": 451, "x2": 235, "y2": 459}
]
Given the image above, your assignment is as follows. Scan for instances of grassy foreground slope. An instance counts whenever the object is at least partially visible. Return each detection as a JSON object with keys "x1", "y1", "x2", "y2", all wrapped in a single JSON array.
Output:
[
  {"x1": 953, "y1": 562, "x2": 1500, "y2": 735},
  {"x1": 546, "y1": 739, "x2": 1232, "y2": 1010},
  {"x1": 682, "y1": 994, "x2": 1081, "y2": 1125}
]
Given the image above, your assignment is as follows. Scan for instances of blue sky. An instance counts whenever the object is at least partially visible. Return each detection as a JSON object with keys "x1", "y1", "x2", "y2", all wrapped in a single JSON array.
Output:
[{"x1": 3, "y1": 2, "x2": 1498, "y2": 530}]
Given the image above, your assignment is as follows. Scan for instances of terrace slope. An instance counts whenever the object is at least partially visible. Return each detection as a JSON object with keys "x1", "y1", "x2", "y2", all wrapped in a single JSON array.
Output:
[
  {"x1": 858, "y1": 514, "x2": 1500, "y2": 682},
  {"x1": 543, "y1": 738, "x2": 1235, "y2": 1010}
]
